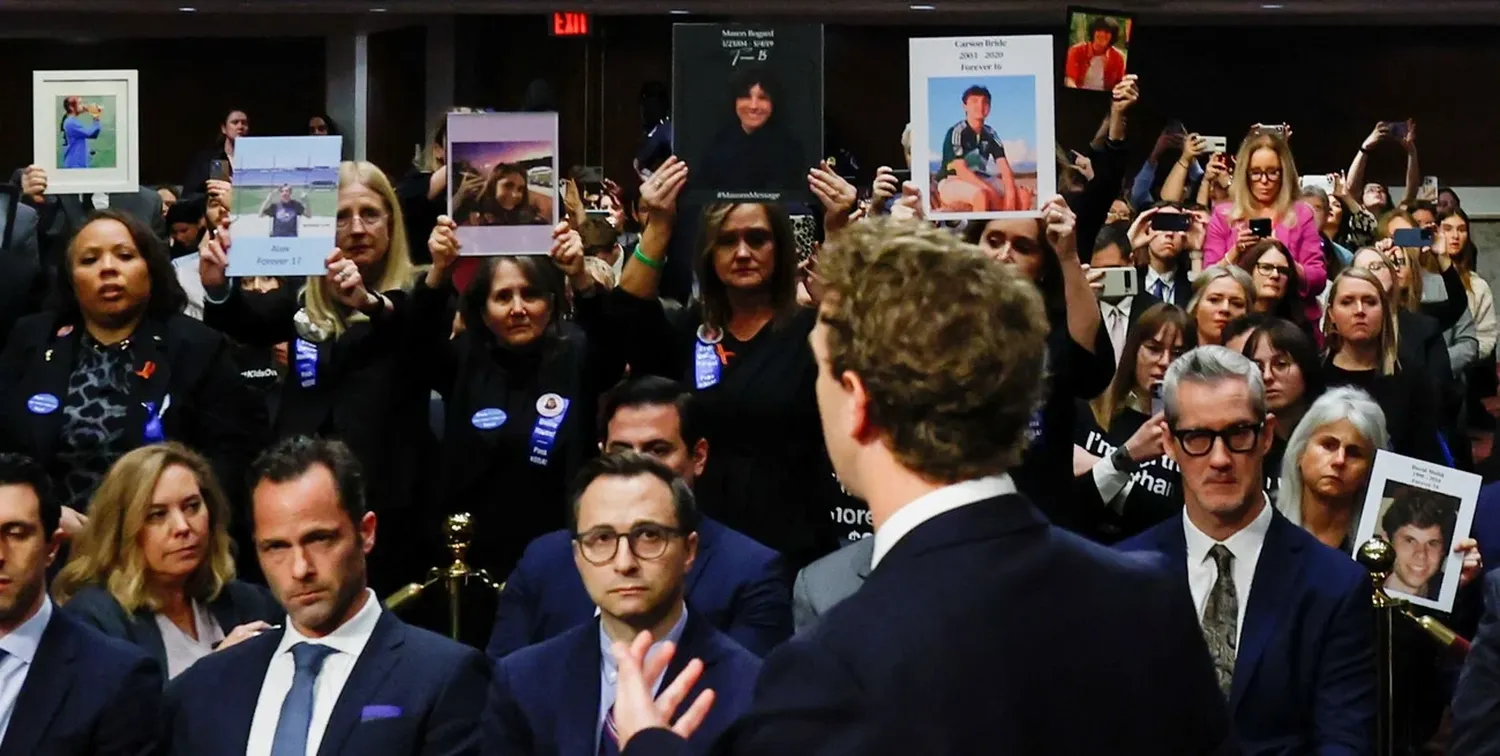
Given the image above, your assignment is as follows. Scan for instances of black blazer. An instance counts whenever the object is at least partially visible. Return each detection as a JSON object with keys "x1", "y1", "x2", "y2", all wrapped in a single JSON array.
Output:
[
  {"x1": 203, "y1": 282, "x2": 433, "y2": 518},
  {"x1": 0, "y1": 311, "x2": 265, "y2": 507},
  {"x1": 411, "y1": 279, "x2": 623, "y2": 575},
  {"x1": 0, "y1": 607, "x2": 162, "y2": 756},
  {"x1": 1129, "y1": 263, "x2": 1193, "y2": 326},
  {"x1": 60, "y1": 580, "x2": 281, "y2": 679},
  {"x1": 624, "y1": 493, "x2": 1235, "y2": 756},
  {"x1": 163, "y1": 609, "x2": 491, "y2": 755}
]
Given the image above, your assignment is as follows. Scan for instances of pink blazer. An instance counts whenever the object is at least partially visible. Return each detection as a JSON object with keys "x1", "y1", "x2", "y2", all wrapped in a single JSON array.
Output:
[{"x1": 1203, "y1": 200, "x2": 1327, "y2": 326}]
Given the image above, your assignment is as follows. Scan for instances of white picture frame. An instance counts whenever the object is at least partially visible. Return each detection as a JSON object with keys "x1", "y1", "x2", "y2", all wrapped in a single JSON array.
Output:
[
  {"x1": 32, "y1": 69, "x2": 140, "y2": 195},
  {"x1": 909, "y1": 35, "x2": 1056, "y2": 222},
  {"x1": 1351, "y1": 449, "x2": 1480, "y2": 613}
]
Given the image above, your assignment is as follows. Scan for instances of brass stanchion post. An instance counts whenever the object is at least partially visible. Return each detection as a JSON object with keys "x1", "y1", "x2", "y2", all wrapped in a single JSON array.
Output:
[
  {"x1": 1357, "y1": 537, "x2": 1398, "y2": 756},
  {"x1": 383, "y1": 513, "x2": 504, "y2": 640}
]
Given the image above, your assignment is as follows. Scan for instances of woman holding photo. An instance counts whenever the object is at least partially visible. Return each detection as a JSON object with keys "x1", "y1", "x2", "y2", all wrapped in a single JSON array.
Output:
[
  {"x1": 59, "y1": 97, "x2": 104, "y2": 170},
  {"x1": 196, "y1": 161, "x2": 431, "y2": 593},
  {"x1": 611, "y1": 156, "x2": 857, "y2": 567}
]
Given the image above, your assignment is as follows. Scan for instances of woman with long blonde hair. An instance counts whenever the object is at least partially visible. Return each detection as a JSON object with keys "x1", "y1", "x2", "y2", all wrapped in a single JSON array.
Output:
[
  {"x1": 1321, "y1": 269, "x2": 1444, "y2": 463},
  {"x1": 195, "y1": 161, "x2": 431, "y2": 593},
  {"x1": 54, "y1": 443, "x2": 279, "y2": 680},
  {"x1": 1203, "y1": 131, "x2": 1327, "y2": 327}
]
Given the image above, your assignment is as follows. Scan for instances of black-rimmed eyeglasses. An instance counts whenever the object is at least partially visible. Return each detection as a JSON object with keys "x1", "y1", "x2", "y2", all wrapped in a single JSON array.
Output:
[
  {"x1": 573, "y1": 523, "x2": 684, "y2": 564},
  {"x1": 1171, "y1": 422, "x2": 1264, "y2": 457}
]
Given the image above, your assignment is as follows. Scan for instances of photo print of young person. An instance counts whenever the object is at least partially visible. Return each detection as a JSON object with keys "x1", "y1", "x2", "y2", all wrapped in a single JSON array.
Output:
[
  {"x1": 1351, "y1": 449, "x2": 1480, "y2": 612},
  {"x1": 909, "y1": 35, "x2": 1056, "y2": 220},
  {"x1": 446, "y1": 111, "x2": 559, "y2": 256},
  {"x1": 672, "y1": 23, "x2": 824, "y2": 204},
  {"x1": 1064, "y1": 7, "x2": 1135, "y2": 92}
]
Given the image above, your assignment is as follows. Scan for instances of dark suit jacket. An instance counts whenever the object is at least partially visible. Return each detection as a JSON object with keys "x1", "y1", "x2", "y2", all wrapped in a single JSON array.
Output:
[
  {"x1": 1452, "y1": 571, "x2": 1500, "y2": 755},
  {"x1": 203, "y1": 282, "x2": 431, "y2": 518},
  {"x1": 625, "y1": 493, "x2": 1234, "y2": 756},
  {"x1": 0, "y1": 203, "x2": 42, "y2": 351},
  {"x1": 1129, "y1": 262, "x2": 1193, "y2": 326},
  {"x1": 486, "y1": 611, "x2": 760, "y2": 756},
  {"x1": 0, "y1": 607, "x2": 163, "y2": 756},
  {"x1": 61, "y1": 580, "x2": 281, "y2": 679},
  {"x1": 164, "y1": 610, "x2": 491, "y2": 756},
  {"x1": 0, "y1": 311, "x2": 266, "y2": 509},
  {"x1": 486, "y1": 517, "x2": 790, "y2": 660},
  {"x1": 1118, "y1": 510, "x2": 1376, "y2": 755}
]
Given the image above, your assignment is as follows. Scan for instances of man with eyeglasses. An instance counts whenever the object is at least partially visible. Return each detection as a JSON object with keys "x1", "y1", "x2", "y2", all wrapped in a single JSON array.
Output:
[
  {"x1": 483, "y1": 451, "x2": 761, "y2": 754},
  {"x1": 485, "y1": 377, "x2": 790, "y2": 661},
  {"x1": 1119, "y1": 345, "x2": 1375, "y2": 754}
]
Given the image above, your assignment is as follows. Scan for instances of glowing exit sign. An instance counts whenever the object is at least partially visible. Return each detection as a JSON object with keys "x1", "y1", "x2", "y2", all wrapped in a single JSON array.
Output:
[{"x1": 550, "y1": 11, "x2": 591, "y2": 37}]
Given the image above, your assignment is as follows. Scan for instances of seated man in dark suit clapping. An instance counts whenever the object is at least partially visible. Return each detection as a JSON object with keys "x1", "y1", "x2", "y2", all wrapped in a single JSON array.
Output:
[
  {"x1": 163, "y1": 437, "x2": 490, "y2": 755},
  {"x1": 1118, "y1": 346, "x2": 1375, "y2": 754},
  {"x1": 0, "y1": 453, "x2": 162, "y2": 756},
  {"x1": 487, "y1": 377, "x2": 790, "y2": 660},
  {"x1": 485, "y1": 452, "x2": 761, "y2": 755}
]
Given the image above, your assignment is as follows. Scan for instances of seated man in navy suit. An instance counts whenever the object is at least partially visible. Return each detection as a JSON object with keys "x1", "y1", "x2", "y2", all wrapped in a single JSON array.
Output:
[
  {"x1": 164, "y1": 437, "x2": 490, "y2": 755},
  {"x1": 485, "y1": 451, "x2": 761, "y2": 755},
  {"x1": 487, "y1": 376, "x2": 790, "y2": 660},
  {"x1": 1118, "y1": 346, "x2": 1375, "y2": 754},
  {"x1": 0, "y1": 453, "x2": 161, "y2": 756},
  {"x1": 608, "y1": 217, "x2": 1232, "y2": 755}
]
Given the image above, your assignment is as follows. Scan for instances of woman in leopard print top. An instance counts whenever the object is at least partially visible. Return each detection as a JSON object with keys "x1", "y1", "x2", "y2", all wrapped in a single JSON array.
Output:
[{"x1": 0, "y1": 210, "x2": 263, "y2": 537}]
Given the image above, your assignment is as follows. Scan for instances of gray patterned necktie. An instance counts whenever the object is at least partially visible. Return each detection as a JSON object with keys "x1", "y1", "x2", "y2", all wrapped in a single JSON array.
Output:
[{"x1": 1201, "y1": 544, "x2": 1238, "y2": 697}]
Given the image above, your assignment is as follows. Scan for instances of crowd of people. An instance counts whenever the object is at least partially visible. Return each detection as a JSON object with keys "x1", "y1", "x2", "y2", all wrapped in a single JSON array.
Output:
[{"x1": 5, "y1": 61, "x2": 1500, "y2": 755}]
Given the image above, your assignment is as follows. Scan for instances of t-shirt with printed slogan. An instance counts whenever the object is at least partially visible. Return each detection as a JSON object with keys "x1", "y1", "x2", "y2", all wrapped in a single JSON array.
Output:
[
  {"x1": 265, "y1": 201, "x2": 306, "y2": 238},
  {"x1": 938, "y1": 121, "x2": 1006, "y2": 181},
  {"x1": 1073, "y1": 401, "x2": 1182, "y2": 542}
]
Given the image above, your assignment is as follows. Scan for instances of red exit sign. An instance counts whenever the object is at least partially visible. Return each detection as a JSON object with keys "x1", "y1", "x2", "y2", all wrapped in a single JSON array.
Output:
[{"x1": 550, "y1": 11, "x2": 591, "y2": 37}]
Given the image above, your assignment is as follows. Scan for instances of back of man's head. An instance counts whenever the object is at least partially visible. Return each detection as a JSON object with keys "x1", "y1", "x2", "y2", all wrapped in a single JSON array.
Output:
[{"x1": 817, "y1": 217, "x2": 1048, "y2": 484}]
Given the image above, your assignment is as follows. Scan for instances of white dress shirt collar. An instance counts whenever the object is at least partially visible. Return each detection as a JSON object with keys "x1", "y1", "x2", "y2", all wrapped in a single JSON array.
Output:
[
  {"x1": 1181, "y1": 497, "x2": 1272, "y2": 651},
  {"x1": 1182, "y1": 496, "x2": 1272, "y2": 566},
  {"x1": 870, "y1": 474, "x2": 1016, "y2": 570},
  {"x1": 1146, "y1": 267, "x2": 1178, "y2": 298},
  {"x1": 0, "y1": 596, "x2": 52, "y2": 665},
  {"x1": 275, "y1": 588, "x2": 382, "y2": 658}
]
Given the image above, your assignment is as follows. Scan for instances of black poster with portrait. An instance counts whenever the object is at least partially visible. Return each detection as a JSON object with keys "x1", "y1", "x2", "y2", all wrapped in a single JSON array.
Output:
[{"x1": 672, "y1": 23, "x2": 823, "y2": 205}]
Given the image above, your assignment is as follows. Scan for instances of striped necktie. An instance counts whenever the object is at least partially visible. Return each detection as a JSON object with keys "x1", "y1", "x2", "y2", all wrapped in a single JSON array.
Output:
[{"x1": 599, "y1": 706, "x2": 620, "y2": 756}]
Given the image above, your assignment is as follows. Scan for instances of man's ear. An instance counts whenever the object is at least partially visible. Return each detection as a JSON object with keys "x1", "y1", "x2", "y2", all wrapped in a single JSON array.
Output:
[
  {"x1": 359, "y1": 511, "x2": 377, "y2": 555},
  {"x1": 846, "y1": 371, "x2": 875, "y2": 443}
]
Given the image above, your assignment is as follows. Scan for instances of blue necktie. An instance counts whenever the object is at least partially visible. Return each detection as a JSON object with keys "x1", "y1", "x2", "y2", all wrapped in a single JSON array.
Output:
[
  {"x1": 271, "y1": 643, "x2": 337, "y2": 756},
  {"x1": 1151, "y1": 278, "x2": 1166, "y2": 300}
]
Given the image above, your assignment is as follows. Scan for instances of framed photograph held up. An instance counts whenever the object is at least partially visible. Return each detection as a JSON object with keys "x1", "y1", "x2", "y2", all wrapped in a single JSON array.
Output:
[
  {"x1": 909, "y1": 35, "x2": 1056, "y2": 221},
  {"x1": 1351, "y1": 449, "x2": 1480, "y2": 613},
  {"x1": 672, "y1": 23, "x2": 824, "y2": 205},
  {"x1": 446, "y1": 112, "x2": 560, "y2": 257},
  {"x1": 1063, "y1": 7, "x2": 1135, "y2": 93},
  {"x1": 32, "y1": 69, "x2": 140, "y2": 195}
]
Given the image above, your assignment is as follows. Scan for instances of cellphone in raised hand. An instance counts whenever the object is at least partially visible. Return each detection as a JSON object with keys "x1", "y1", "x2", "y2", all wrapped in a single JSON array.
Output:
[
  {"x1": 1392, "y1": 227, "x2": 1431, "y2": 248},
  {"x1": 1381, "y1": 121, "x2": 1409, "y2": 141},
  {"x1": 1249, "y1": 218, "x2": 1273, "y2": 238},
  {"x1": 1099, "y1": 266, "x2": 1138, "y2": 299},
  {"x1": 1151, "y1": 213, "x2": 1192, "y2": 233},
  {"x1": 209, "y1": 159, "x2": 231, "y2": 182}
]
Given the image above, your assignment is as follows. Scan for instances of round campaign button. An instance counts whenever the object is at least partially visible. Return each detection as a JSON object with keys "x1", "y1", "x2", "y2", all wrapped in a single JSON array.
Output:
[
  {"x1": 536, "y1": 393, "x2": 566, "y2": 419},
  {"x1": 27, "y1": 394, "x2": 60, "y2": 415},
  {"x1": 471, "y1": 408, "x2": 508, "y2": 431},
  {"x1": 695, "y1": 325, "x2": 723, "y2": 345}
]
